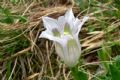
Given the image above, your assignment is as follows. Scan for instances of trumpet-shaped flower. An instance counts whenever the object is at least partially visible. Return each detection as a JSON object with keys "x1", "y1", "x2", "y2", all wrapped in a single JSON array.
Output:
[{"x1": 39, "y1": 8, "x2": 89, "y2": 67}]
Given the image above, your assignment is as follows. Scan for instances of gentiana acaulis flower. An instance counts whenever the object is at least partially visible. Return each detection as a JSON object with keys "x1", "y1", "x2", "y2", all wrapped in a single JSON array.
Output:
[{"x1": 39, "y1": 8, "x2": 89, "y2": 67}]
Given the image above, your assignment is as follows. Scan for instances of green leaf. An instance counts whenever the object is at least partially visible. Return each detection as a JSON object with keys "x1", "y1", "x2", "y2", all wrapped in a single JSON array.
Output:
[
  {"x1": 0, "y1": 16, "x2": 14, "y2": 24},
  {"x1": 114, "y1": 0, "x2": 120, "y2": 10},
  {"x1": 6, "y1": 61, "x2": 12, "y2": 80},
  {"x1": 10, "y1": 0, "x2": 19, "y2": 4},
  {"x1": 109, "y1": 64, "x2": 120, "y2": 80},
  {"x1": 71, "y1": 67, "x2": 88, "y2": 80},
  {"x1": 114, "y1": 55, "x2": 120, "y2": 70},
  {"x1": 18, "y1": 16, "x2": 27, "y2": 23},
  {"x1": 0, "y1": 6, "x2": 11, "y2": 15},
  {"x1": 98, "y1": 46, "x2": 111, "y2": 71}
]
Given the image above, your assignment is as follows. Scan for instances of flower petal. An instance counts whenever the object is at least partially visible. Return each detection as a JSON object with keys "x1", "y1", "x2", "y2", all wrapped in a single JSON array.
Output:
[
  {"x1": 57, "y1": 16, "x2": 66, "y2": 34},
  {"x1": 39, "y1": 30, "x2": 60, "y2": 42},
  {"x1": 64, "y1": 9, "x2": 76, "y2": 35},
  {"x1": 39, "y1": 30, "x2": 72, "y2": 45},
  {"x1": 66, "y1": 39, "x2": 81, "y2": 67},
  {"x1": 70, "y1": 18, "x2": 81, "y2": 35},
  {"x1": 64, "y1": 8, "x2": 75, "y2": 23},
  {"x1": 42, "y1": 16, "x2": 60, "y2": 31},
  {"x1": 76, "y1": 16, "x2": 89, "y2": 35},
  {"x1": 55, "y1": 43, "x2": 65, "y2": 61},
  {"x1": 55, "y1": 35, "x2": 81, "y2": 67},
  {"x1": 55, "y1": 40, "x2": 70, "y2": 66}
]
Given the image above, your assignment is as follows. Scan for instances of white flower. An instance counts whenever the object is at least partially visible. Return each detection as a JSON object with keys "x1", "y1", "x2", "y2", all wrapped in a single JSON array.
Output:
[{"x1": 39, "y1": 8, "x2": 89, "y2": 67}]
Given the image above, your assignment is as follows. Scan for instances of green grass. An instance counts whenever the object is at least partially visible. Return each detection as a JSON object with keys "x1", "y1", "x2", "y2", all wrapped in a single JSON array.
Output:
[{"x1": 0, "y1": 0, "x2": 120, "y2": 80}]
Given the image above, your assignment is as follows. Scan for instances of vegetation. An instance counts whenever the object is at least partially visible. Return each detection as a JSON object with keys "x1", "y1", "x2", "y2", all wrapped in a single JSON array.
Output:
[{"x1": 0, "y1": 0, "x2": 120, "y2": 80}]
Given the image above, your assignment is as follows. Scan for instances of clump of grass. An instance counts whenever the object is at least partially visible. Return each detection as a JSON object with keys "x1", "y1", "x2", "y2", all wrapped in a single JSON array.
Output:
[{"x1": 0, "y1": 0, "x2": 120, "y2": 80}]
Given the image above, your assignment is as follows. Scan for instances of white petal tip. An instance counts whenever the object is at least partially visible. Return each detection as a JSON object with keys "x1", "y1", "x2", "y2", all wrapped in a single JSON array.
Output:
[
  {"x1": 42, "y1": 16, "x2": 48, "y2": 21},
  {"x1": 84, "y1": 16, "x2": 89, "y2": 20},
  {"x1": 39, "y1": 34, "x2": 43, "y2": 39}
]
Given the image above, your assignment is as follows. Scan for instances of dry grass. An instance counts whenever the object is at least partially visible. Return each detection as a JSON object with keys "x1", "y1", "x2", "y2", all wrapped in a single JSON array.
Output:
[{"x1": 0, "y1": 0, "x2": 120, "y2": 80}]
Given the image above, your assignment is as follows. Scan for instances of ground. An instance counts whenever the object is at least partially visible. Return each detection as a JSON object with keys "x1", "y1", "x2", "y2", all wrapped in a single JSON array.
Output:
[{"x1": 0, "y1": 0, "x2": 120, "y2": 80}]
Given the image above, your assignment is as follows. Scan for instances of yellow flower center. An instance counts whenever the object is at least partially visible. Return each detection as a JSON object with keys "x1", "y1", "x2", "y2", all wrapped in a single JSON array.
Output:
[{"x1": 64, "y1": 23, "x2": 72, "y2": 35}]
